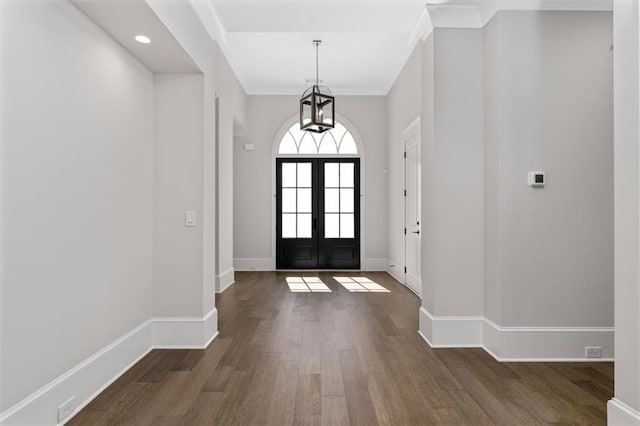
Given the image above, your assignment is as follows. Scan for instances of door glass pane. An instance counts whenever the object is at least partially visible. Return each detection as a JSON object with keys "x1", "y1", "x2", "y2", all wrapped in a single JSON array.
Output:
[
  {"x1": 299, "y1": 134, "x2": 317, "y2": 154},
  {"x1": 279, "y1": 133, "x2": 298, "y2": 154},
  {"x1": 297, "y1": 188, "x2": 311, "y2": 213},
  {"x1": 325, "y1": 213, "x2": 339, "y2": 238},
  {"x1": 340, "y1": 189, "x2": 354, "y2": 213},
  {"x1": 282, "y1": 163, "x2": 297, "y2": 187},
  {"x1": 324, "y1": 163, "x2": 339, "y2": 188},
  {"x1": 325, "y1": 188, "x2": 339, "y2": 213},
  {"x1": 318, "y1": 133, "x2": 338, "y2": 154},
  {"x1": 340, "y1": 213, "x2": 354, "y2": 238},
  {"x1": 340, "y1": 163, "x2": 354, "y2": 188},
  {"x1": 297, "y1": 162, "x2": 312, "y2": 187},
  {"x1": 297, "y1": 213, "x2": 312, "y2": 238},
  {"x1": 282, "y1": 188, "x2": 296, "y2": 213},
  {"x1": 338, "y1": 133, "x2": 357, "y2": 154},
  {"x1": 282, "y1": 214, "x2": 296, "y2": 238}
]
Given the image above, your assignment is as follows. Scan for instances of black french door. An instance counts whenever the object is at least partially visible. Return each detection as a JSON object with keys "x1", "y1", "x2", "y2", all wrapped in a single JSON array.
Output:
[{"x1": 276, "y1": 158, "x2": 360, "y2": 269}]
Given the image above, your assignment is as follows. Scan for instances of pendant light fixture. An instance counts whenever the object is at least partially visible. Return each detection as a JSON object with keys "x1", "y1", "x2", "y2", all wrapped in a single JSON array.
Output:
[{"x1": 300, "y1": 40, "x2": 335, "y2": 133}]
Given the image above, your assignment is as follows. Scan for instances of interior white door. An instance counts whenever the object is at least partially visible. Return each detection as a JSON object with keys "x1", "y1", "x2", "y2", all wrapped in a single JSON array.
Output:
[{"x1": 404, "y1": 127, "x2": 421, "y2": 296}]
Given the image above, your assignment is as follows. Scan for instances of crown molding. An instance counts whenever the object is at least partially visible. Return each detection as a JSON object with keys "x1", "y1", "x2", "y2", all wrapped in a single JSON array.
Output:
[{"x1": 426, "y1": 0, "x2": 613, "y2": 29}]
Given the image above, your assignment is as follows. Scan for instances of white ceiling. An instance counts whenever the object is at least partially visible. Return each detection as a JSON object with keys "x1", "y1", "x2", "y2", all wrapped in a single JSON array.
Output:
[
  {"x1": 71, "y1": 0, "x2": 613, "y2": 96},
  {"x1": 208, "y1": 1, "x2": 430, "y2": 95},
  {"x1": 71, "y1": 0, "x2": 200, "y2": 73}
]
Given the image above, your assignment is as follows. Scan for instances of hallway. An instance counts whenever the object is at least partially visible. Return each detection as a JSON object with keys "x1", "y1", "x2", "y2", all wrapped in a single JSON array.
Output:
[{"x1": 70, "y1": 272, "x2": 612, "y2": 425}]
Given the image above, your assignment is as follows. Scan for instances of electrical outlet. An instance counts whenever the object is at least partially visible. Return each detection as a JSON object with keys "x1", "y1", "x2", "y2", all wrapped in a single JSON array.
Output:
[
  {"x1": 58, "y1": 396, "x2": 75, "y2": 422},
  {"x1": 585, "y1": 346, "x2": 602, "y2": 359}
]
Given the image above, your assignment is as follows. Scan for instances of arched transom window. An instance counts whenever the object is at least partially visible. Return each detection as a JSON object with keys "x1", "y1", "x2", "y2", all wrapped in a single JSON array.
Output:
[{"x1": 278, "y1": 122, "x2": 358, "y2": 155}]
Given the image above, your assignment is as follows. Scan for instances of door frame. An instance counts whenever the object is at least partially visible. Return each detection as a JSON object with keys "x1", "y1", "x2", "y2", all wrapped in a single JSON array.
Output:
[
  {"x1": 271, "y1": 114, "x2": 365, "y2": 270},
  {"x1": 402, "y1": 116, "x2": 422, "y2": 296}
]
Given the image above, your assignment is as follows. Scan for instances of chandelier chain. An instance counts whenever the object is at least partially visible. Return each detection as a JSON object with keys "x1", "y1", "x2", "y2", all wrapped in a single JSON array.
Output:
[{"x1": 315, "y1": 41, "x2": 319, "y2": 86}]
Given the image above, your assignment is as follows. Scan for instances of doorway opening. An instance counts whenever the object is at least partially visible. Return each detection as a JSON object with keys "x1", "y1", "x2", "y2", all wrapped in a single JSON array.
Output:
[
  {"x1": 403, "y1": 117, "x2": 421, "y2": 296},
  {"x1": 272, "y1": 119, "x2": 364, "y2": 270}
]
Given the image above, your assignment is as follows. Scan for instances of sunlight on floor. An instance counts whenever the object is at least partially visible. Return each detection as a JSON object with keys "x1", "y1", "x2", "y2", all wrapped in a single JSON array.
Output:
[
  {"x1": 286, "y1": 277, "x2": 332, "y2": 292},
  {"x1": 333, "y1": 277, "x2": 390, "y2": 292}
]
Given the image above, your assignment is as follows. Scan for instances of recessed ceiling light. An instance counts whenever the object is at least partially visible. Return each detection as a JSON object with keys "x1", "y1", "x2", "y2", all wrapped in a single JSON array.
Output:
[{"x1": 135, "y1": 35, "x2": 151, "y2": 44}]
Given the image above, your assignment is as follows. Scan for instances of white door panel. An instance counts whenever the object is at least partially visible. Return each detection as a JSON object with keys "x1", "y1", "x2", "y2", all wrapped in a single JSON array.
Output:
[{"x1": 404, "y1": 125, "x2": 421, "y2": 297}]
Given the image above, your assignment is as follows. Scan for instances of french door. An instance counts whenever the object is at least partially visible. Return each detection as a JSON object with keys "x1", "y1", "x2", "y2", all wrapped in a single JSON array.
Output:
[{"x1": 276, "y1": 158, "x2": 360, "y2": 269}]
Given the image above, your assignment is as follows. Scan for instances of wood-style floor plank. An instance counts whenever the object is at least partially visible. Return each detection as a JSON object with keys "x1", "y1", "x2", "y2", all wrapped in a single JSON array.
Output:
[{"x1": 71, "y1": 271, "x2": 613, "y2": 425}]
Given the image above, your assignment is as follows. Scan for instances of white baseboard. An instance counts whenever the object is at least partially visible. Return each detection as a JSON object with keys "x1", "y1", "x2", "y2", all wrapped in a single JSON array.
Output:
[
  {"x1": 609, "y1": 399, "x2": 640, "y2": 425},
  {"x1": 419, "y1": 307, "x2": 483, "y2": 347},
  {"x1": 0, "y1": 320, "x2": 153, "y2": 425},
  {"x1": 234, "y1": 258, "x2": 273, "y2": 271},
  {"x1": 153, "y1": 308, "x2": 218, "y2": 349},
  {"x1": 483, "y1": 318, "x2": 614, "y2": 361},
  {"x1": 418, "y1": 307, "x2": 614, "y2": 361},
  {"x1": 215, "y1": 268, "x2": 235, "y2": 293},
  {"x1": 386, "y1": 260, "x2": 404, "y2": 284},
  {"x1": 234, "y1": 257, "x2": 388, "y2": 272},
  {"x1": 1, "y1": 309, "x2": 218, "y2": 425},
  {"x1": 361, "y1": 258, "x2": 388, "y2": 271}
]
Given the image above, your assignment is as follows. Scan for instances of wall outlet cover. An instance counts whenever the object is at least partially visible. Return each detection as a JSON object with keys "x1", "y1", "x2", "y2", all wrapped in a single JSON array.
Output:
[
  {"x1": 58, "y1": 396, "x2": 76, "y2": 422},
  {"x1": 585, "y1": 346, "x2": 603, "y2": 358}
]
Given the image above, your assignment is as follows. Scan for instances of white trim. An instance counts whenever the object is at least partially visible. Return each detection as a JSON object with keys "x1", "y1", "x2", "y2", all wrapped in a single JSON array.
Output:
[
  {"x1": 234, "y1": 257, "x2": 276, "y2": 271},
  {"x1": 402, "y1": 116, "x2": 422, "y2": 299},
  {"x1": 361, "y1": 258, "x2": 388, "y2": 271},
  {"x1": 1, "y1": 309, "x2": 219, "y2": 425},
  {"x1": 418, "y1": 307, "x2": 615, "y2": 361},
  {"x1": 419, "y1": 307, "x2": 484, "y2": 346},
  {"x1": 233, "y1": 257, "x2": 388, "y2": 272},
  {"x1": 153, "y1": 308, "x2": 218, "y2": 349},
  {"x1": 426, "y1": 0, "x2": 613, "y2": 29},
  {"x1": 385, "y1": 259, "x2": 405, "y2": 284},
  {"x1": 608, "y1": 399, "x2": 640, "y2": 425},
  {"x1": 384, "y1": 6, "x2": 433, "y2": 95},
  {"x1": 0, "y1": 320, "x2": 153, "y2": 425},
  {"x1": 215, "y1": 267, "x2": 235, "y2": 293}
]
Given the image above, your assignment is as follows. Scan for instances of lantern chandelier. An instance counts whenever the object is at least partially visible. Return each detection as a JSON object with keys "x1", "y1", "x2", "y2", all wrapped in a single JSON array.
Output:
[{"x1": 300, "y1": 40, "x2": 335, "y2": 133}]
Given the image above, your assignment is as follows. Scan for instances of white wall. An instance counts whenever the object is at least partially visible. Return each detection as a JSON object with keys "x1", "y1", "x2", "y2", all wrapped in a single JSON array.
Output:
[
  {"x1": 153, "y1": 73, "x2": 205, "y2": 317},
  {"x1": 386, "y1": 45, "x2": 422, "y2": 279},
  {"x1": 430, "y1": 28, "x2": 484, "y2": 316},
  {"x1": 484, "y1": 11, "x2": 613, "y2": 328},
  {"x1": 609, "y1": 1, "x2": 640, "y2": 423},
  {"x1": 386, "y1": 11, "x2": 614, "y2": 358},
  {"x1": 214, "y1": 43, "x2": 247, "y2": 290},
  {"x1": 387, "y1": 29, "x2": 485, "y2": 317},
  {"x1": 233, "y1": 95, "x2": 388, "y2": 270},
  {"x1": 2, "y1": 0, "x2": 154, "y2": 412},
  {"x1": 148, "y1": 0, "x2": 247, "y2": 304}
]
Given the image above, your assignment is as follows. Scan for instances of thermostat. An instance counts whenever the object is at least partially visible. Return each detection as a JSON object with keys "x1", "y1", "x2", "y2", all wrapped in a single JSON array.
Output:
[{"x1": 528, "y1": 171, "x2": 545, "y2": 187}]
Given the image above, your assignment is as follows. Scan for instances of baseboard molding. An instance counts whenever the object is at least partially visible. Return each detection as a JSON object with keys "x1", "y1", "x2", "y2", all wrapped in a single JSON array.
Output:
[
  {"x1": 153, "y1": 308, "x2": 218, "y2": 349},
  {"x1": 234, "y1": 257, "x2": 389, "y2": 272},
  {"x1": 608, "y1": 399, "x2": 640, "y2": 425},
  {"x1": 1, "y1": 309, "x2": 219, "y2": 425},
  {"x1": 419, "y1": 307, "x2": 614, "y2": 361},
  {"x1": 361, "y1": 258, "x2": 388, "y2": 271},
  {"x1": 215, "y1": 268, "x2": 235, "y2": 293},
  {"x1": 419, "y1": 307, "x2": 483, "y2": 347},
  {"x1": 0, "y1": 320, "x2": 153, "y2": 425},
  {"x1": 386, "y1": 260, "x2": 404, "y2": 284},
  {"x1": 234, "y1": 258, "x2": 273, "y2": 271}
]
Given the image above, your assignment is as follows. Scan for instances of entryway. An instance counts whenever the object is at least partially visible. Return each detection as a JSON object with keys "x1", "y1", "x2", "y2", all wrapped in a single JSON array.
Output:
[{"x1": 276, "y1": 158, "x2": 360, "y2": 269}]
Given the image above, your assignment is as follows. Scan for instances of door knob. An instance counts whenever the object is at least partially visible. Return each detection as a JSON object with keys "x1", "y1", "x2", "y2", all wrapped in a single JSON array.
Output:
[{"x1": 412, "y1": 230, "x2": 420, "y2": 234}]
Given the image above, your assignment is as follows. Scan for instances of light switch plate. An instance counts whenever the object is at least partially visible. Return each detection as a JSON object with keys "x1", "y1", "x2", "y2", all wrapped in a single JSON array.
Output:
[
  {"x1": 185, "y1": 211, "x2": 196, "y2": 227},
  {"x1": 244, "y1": 144, "x2": 254, "y2": 151},
  {"x1": 528, "y1": 171, "x2": 545, "y2": 187}
]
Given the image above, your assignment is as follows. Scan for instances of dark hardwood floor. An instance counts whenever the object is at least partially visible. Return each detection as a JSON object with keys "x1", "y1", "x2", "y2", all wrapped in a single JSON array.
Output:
[{"x1": 70, "y1": 271, "x2": 613, "y2": 425}]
